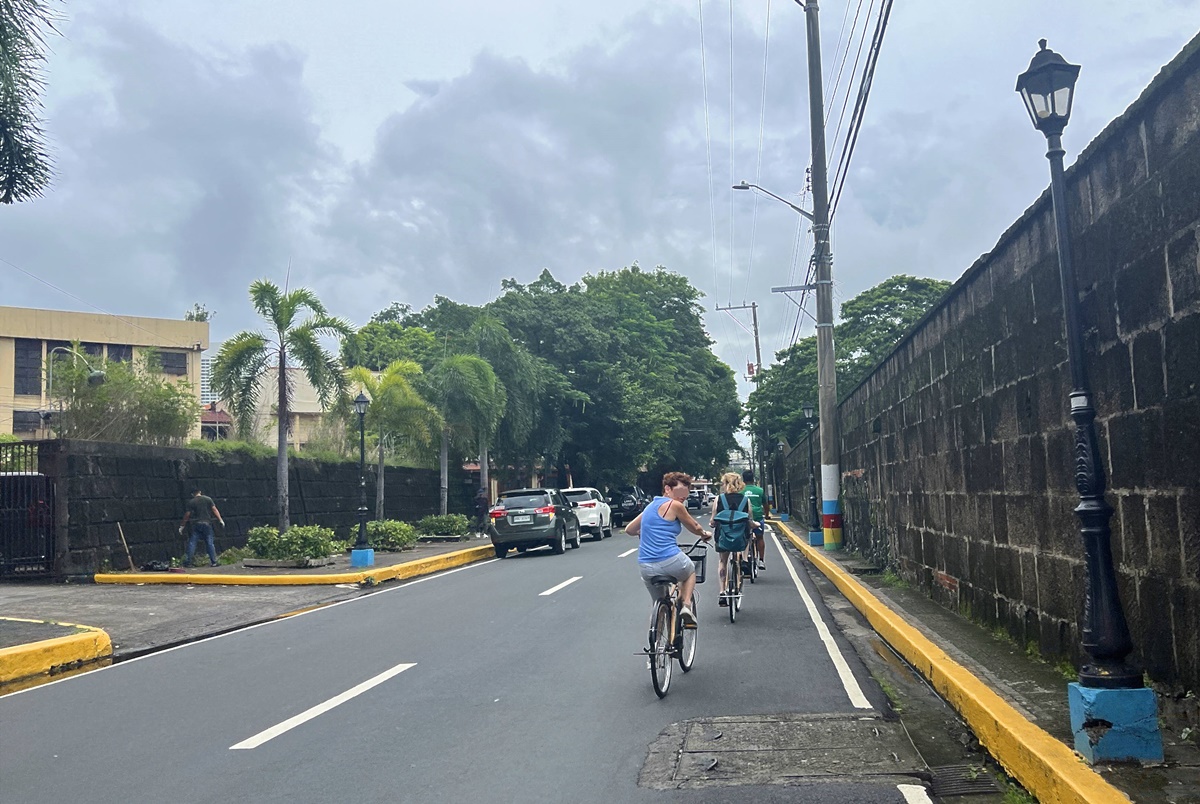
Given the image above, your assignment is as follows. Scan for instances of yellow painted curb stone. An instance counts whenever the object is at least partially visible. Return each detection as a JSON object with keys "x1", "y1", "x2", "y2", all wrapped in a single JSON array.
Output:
[
  {"x1": 0, "y1": 618, "x2": 112, "y2": 686},
  {"x1": 94, "y1": 544, "x2": 495, "y2": 586},
  {"x1": 770, "y1": 518, "x2": 1130, "y2": 804}
]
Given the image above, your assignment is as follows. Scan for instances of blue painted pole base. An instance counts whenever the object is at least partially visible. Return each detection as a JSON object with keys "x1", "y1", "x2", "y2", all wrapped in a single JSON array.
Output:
[
  {"x1": 350, "y1": 548, "x2": 375, "y2": 568},
  {"x1": 808, "y1": 530, "x2": 823, "y2": 546},
  {"x1": 1068, "y1": 682, "x2": 1163, "y2": 764}
]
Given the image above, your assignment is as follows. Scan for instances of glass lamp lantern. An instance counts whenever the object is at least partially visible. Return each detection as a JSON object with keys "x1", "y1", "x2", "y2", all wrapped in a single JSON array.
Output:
[{"x1": 1015, "y1": 39, "x2": 1080, "y2": 134}]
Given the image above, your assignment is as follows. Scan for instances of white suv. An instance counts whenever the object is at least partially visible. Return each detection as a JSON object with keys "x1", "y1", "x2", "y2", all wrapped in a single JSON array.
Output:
[{"x1": 562, "y1": 487, "x2": 612, "y2": 541}]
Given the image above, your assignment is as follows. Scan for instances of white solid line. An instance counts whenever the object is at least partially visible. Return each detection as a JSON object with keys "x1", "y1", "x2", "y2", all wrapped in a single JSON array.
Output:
[
  {"x1": 618, "y1": 547, "x2": 638, "y2": 558},
  {"x1": 769, "y1": 531, "x2": 872, "y2": 709},
  {"x1": 539, "y1": 576, "x2": 583, "y2": 596},
  {"x1": 897, "y1": 783, "x2": 933, "y2": 803},
  {"x1": 230, "y1": 662, "x2": 416, "y2": 750}
]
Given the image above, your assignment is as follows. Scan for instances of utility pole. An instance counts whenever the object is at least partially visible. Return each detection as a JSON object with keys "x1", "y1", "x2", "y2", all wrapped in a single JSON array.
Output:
[
  {"x1": 800, "y1": 0, "x2": 842, "y2": 549},
  {"x1": 718, "y1": 301, "x2": 766, "y2": 485}
]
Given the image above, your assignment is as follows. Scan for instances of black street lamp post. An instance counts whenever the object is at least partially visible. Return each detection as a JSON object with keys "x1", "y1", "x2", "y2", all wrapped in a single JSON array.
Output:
[
  {"x1": 803, "y1": 403, "x2": 820, "y2": 537},
  {"x1": 353, "y1": 392, "x2": 370, "y2": 551},
  {"x1": 1016, "y1": 41, "x2": 1138, "y2": 689}
]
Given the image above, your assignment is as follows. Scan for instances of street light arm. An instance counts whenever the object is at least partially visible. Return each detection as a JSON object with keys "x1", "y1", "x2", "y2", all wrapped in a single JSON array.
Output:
[{"x1": 732, "y1": 181, "x2": 815, "y2": 222}]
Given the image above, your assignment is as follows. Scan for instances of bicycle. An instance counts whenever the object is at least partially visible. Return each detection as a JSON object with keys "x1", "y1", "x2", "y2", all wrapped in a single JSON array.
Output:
[
  {"x1": 723, "y1": 543, "x2": 745, "y2": 623},
  {"x1": 646, "y1": 539, "x2": 709, "y2": 698}
]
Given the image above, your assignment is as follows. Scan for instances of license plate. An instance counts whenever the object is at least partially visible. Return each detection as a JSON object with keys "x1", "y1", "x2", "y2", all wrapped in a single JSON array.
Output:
[{"x1": 511, "y1": 515, "x2": 532, "y2": 524}]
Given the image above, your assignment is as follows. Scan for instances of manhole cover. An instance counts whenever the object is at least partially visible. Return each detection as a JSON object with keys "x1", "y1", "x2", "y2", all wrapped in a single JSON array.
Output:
[{"x1": 641, "y1": 713, "x2": 928, "y2": 790}]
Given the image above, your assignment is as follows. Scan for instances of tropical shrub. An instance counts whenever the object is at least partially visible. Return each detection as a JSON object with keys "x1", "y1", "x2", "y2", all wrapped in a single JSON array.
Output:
[
  {"x1": 246, "y1": 524, "x2": 337, "y2": 560},
  {"x1": 415, "y1": 514, "x2": 469, "y2": 536},
  {"x1": 367, "y1": 519, "x2": 419, "y2": 551}
]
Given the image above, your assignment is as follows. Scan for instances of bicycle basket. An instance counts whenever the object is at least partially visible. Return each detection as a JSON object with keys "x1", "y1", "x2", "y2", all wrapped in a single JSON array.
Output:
[{"x1": 682, "y1": 544, "x2": 707, "y2": 584}]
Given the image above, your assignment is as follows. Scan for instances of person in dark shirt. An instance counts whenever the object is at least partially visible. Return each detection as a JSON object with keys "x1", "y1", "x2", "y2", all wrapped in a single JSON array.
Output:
[{"x1": 180, "y1": 488, "x2": 225, "y2": 568}]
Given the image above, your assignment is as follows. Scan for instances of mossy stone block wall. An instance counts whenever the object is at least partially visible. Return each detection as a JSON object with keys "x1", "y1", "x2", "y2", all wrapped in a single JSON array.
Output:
[
  {"x1": 42, "y1": 439, "x2": 468, "y2": 574},
  {"x1": 785, "y1": 34, "x2": 1200, "y2": 691}
]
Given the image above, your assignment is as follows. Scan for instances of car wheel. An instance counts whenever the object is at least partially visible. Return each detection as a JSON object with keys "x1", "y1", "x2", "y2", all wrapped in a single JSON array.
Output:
[
  {"x1": 494, "y1": 544, "x2": 508, "y2": 559},
  {"x1": 591, "y1": 526, "x2": 604, "y2": 542},
  {"x1": 550, "y1": 526, "x2": 566, "y2": 555},
  {"x1": 570, "y1": 525, "x2": 582, "y2": 549},
  {"x1": 516, "y1": 546, "x2": 527, "y2": 554}
]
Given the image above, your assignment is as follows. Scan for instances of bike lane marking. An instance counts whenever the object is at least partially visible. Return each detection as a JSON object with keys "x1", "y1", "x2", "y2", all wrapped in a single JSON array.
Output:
[
  {"x1": 769, "y1": 530, "x2": 872, "y2": 709},
  {"x1": 898, "y1": 783, "x2": 933, "y2": 802},
  {"x1": 230, "y1": 661, "x2": 416, "y2": 750},
  {"x1": 618, "y1": 547, "x2": 638, "y2": 558},
  {"x1": 538, "y1": 576, "x2": 583, "y2": 596}
]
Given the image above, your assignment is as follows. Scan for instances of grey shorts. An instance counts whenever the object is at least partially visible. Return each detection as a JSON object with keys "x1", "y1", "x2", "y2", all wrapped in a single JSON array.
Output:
[{"x1": 639, "y1": 551, "x2": 696, "y2": 598}]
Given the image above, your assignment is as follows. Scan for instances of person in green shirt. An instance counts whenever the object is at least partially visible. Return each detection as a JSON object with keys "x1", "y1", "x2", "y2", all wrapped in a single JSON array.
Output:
[
  {"x1": 180, "y1": 488, "x2": 225, "y2": 568},
  {"x1": 741, "y1": 470, "x2": 767, "y2": 571}
]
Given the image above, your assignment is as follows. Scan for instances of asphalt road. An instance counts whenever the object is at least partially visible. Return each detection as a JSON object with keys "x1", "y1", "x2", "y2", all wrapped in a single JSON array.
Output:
[{"x1": 1, "y1": 514, "x2": 935, "y2": 803}]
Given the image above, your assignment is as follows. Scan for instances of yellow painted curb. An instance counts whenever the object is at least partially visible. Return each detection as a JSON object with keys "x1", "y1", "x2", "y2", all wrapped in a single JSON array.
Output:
[
  {"x1": 94, "y1": 544, "x2": 495, "y2": 586},
  {"x1": 0, "y1": 618, "x2": 112, "y2": 685},
  {"x1": 770, "y1": 518, "x2": 1130, "y2": 804}
]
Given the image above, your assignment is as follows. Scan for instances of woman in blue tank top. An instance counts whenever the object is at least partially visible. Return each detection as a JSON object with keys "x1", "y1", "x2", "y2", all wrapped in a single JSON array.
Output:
[{"x1": 624, "y1": 472, "x2": 712, "y2": 627}]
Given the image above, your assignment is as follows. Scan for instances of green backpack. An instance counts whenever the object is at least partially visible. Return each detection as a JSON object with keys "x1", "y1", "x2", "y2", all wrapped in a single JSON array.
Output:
[{"x1": 712, "y1": 493, "x2": 751, "y2": 552}]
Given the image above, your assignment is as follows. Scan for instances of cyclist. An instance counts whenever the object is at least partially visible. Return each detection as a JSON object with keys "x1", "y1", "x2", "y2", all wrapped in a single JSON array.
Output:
[
  {"x1": 741, "y1": 469, "x2": 767, "y2": 571},
  {"x1": 711, "y1": 471, "x2": 754, "y2": 606},
  {"x1": 625, "y1": 472, "x2": 712, "y2": 627}
]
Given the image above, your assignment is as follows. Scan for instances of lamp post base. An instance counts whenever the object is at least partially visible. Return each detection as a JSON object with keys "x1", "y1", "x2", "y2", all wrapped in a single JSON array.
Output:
[
  {"x1": 350, "y1": 548, "x2": 375, "y2": 568},
  {"x1": 1068, "y1": 683, "x2": 1162, "y2": 764}
]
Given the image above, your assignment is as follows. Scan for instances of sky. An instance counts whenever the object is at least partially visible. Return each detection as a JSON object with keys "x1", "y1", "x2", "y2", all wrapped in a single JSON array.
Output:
[{"x1": 2, "y1": 0, "x2": 1196, "y2": 403}]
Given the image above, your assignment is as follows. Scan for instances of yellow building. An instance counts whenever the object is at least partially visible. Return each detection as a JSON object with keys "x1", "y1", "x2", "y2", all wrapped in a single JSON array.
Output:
[
  {"x1": 240, "y1": 367, "x2": 334, "y2": 451},
  {"x1": 0, "y1": 305, "x2": 209, "y2": 439}
]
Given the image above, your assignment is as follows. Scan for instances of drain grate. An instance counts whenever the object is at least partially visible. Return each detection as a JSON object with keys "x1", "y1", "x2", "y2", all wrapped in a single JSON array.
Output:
[{"x1": 929, "y1": 764, "x2": 1001, "y2": 797}]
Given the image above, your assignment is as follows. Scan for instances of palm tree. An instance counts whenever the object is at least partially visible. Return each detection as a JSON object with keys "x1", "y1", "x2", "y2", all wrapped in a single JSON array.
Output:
[
  {"x1": 213, "y1": 279, "x2": 351, "y2": 531},
  {"x1": 419, "y1": 354, "x2": 505, "y2": 515},
  {"x1": 468, "y1": 316, "x2": 540, "y2": 495},
  {"x1": 0, "y1": 0, "x2": 58, "y2": 203},
  {"x1": 348, "y1": 360, "x2": 442, "y2": 519}
]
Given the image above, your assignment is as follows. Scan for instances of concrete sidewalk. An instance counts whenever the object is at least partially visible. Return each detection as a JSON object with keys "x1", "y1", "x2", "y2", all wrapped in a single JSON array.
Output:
[{"x1": 770, "y1": 517, "x2": 1200, "y2": 804}]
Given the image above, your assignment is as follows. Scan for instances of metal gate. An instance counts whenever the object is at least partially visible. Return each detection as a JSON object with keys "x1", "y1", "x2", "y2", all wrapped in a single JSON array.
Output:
[{"x1": 0, "y1": 441, "x2": 55, "y2": 579}]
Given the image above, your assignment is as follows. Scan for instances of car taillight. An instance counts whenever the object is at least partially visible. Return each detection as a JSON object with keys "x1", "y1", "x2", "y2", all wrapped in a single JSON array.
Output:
[
  {"x1": 534, "y1": 506, "x2": 555, "y2": 514},
  {"x1": 579, "y1": 502, "x2": 596, "y2": 508},
  {"x1": 490, "y1": 508, "x2": 506, "y2": 519}
]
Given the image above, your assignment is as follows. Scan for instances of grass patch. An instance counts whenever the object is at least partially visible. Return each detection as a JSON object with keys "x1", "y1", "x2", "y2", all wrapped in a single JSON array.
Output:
[
  {"x1": 1001, "y1": 780, "x2": 1036, "y2": 804},
  {"x1": 879, "y1": 568, "x2": 910, "y2": 589}
]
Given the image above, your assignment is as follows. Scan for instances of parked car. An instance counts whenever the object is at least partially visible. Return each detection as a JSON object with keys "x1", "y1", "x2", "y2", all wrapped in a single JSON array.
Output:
[
  {"x1": 562, "y1": 487, "x2": 613, "y2": 541},
  {"x1": 608, "y1": 486, "x2": 648, "y2": 526},
  {"x1": 686, "y1": 491, "x2": 701, "y2": 509},
  {"x1": 488, "y1": 488, "x2": 582, "y2": 558}
]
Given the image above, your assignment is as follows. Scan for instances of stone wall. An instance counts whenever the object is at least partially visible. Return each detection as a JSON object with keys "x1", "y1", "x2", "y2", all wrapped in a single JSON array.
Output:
[
  {"x1": 38, "y1": 440, "x2": 469, "y2": 575},
  {"x1": 784, "y1": 34, "x2": 1200, "y2": 690}
]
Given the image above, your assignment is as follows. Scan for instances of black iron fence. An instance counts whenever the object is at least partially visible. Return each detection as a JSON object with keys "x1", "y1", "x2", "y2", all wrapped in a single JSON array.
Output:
[{"x1": 0, "y1": 441, "x2": 55, "y2": 578}]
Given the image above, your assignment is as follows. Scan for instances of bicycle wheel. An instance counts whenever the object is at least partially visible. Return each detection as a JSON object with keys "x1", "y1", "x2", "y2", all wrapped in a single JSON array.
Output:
[
  {"x1": 678, "y1": 591, "x2": 698, "y2": 672},
  {"x1": 649, "y1": 599, "x2": 673, "y2": 697},
  {"x1": 727, "y1": 557, "x2": 738, "y2": 623}
]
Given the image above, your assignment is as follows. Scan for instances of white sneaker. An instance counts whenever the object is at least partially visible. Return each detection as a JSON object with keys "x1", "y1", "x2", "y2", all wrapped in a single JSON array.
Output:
[
  {"x1": 757, "y1": 559, "x2": 766, "y2": 571},
  {"x1": 680, "y1": 607, "x2": 698, "y2": 628}
]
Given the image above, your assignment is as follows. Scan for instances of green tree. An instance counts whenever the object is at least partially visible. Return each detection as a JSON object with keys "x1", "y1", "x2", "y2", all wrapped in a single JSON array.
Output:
[
  {"x1": 836, "y1": 275, "x2": 951, "y2": 392},
  {"x1": 46, "y1": 347, "x2": 199, "y2": 446},
  {"x1": 213, "y1": 280, "x2": 351, "y2": 531},
  {"x1": 340, "y1": 321, "x2": 438, "y2": 371},
  {"x1": 0, "y1": 0, "x2": 58, "y2": 203},
  {"x1": 184, "y1": 303, "x2": 213, "y2": 321},
  {"x1": 746, "y1": 274, "x2": 951, "y2": 446},
  {"x1": 348, "y1": 360, "x2": 442, "y2": 518},
  {"x1": 417, "y1": 354, "x2": 505, "y2": 515}
]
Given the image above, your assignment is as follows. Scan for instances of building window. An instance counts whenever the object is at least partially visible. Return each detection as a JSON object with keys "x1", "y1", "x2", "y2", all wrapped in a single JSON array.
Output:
[
  {"x1": 160, "y1": 351, "x2": 188, "y2": 375},
  {"x1": 12, "y1": 410, "x2": 42, "y2": 433},
  {"x1": 107, "y1": 344, "x2": 132, "y2": 362},
  {"x1": 13, "y1": 339, "x2": 41, "y2": 396},
  {"x1": 82, "y1": 342, "x2": 103, "y2": 357}
]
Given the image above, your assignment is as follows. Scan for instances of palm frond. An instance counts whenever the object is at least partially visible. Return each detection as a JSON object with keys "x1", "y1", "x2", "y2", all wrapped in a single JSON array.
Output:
[{"x1": 212, "y1": 332, "x2": 270, "y2": 439}]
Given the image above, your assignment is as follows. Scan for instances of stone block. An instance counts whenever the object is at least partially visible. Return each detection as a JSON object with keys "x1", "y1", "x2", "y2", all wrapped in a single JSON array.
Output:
[
  {"x1": 1146, "y1": 495, "x2": 1181, "y2": 577},
  {"x1": 1165, "y1": 226, "x2": 1200, "y2": 313},
  {"x1": 1068, "y1": 684, "x2": 1163, "y2": 764},
  {"x1": 1117, "y1": 495, "x2": 1149, "y2": 572},
  {"x1": 1132, "y1": 573, "x2": 1176, "y2": 680},
  {"x1": 1130, "y1": 330, "x2": 1167, "y2": 409},
  {"x1": 1092, "y1": 341, "x2": 1136, "y2": 415}
]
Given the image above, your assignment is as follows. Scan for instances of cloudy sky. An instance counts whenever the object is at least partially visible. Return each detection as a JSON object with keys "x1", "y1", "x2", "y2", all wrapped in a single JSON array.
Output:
[{"x1": 2, "y1": 1, "x2": 1196, "y2": 401}]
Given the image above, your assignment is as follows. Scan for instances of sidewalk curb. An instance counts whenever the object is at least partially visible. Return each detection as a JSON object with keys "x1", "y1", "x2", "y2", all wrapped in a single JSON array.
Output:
[
  {"x1": 93, "y1": 545, "x2": 495, "y2": 586},
  {"x1": 770, "y1": 518, "x2": 1130, "y2": 804},
  {"x1": 0, "y1": 618, "x2": 112, "y2": 686}
]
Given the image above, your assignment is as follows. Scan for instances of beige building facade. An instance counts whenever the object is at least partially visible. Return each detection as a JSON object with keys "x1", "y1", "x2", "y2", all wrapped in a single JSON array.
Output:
[{"x1": 0, "y1": 305, "x2": 209, "y2": 439}]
